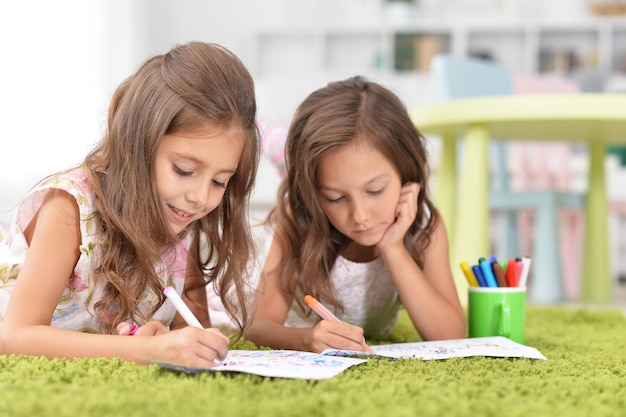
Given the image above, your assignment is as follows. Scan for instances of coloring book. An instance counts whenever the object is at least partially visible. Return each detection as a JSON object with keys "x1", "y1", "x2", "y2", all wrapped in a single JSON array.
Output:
[
  {"x1": 155, "y1": 350, "x2": 366, "y2": 380},
  {"x1": 156, "y1": 336, "x2": 546, "y2": 380},
  {"x1": 321, "y1": 336, "x2": 546, "y2": 361}
]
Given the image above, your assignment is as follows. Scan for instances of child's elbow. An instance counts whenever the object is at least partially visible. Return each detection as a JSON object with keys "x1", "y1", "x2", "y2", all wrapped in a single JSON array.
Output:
[
  {"x1": 438, "y1": 318, "x2": 467, "y2": 341},
  {"x1": 0, "y1": 323, "x2": 31, "y2": 356},
  {"x1": 456, "y1": 321, "x2": 468, "y2": 339},
  {"x1": 242, "y1": 322, "x2": 259, "y2": 343},
  {"x1": 0, "y1": 326, "x2": 15, "y2": 355},
  {"x1": 451, "y1": 313, "x2": 467, "y2": 339}
]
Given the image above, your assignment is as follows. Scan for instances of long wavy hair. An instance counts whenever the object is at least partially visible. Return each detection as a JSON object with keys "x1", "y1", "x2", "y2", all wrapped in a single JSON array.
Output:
[
  {"x1": 83, "y1": 42, "x2": 259, "y2": 334},
  {"x1": 269, "y1": 76, "x2": 438, "y2": 313}
]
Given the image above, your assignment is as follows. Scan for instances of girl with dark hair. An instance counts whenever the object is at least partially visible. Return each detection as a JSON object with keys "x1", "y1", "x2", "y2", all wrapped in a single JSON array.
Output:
[{"x1": 246, "y1": 76, "x2": 465, "y2": 353}]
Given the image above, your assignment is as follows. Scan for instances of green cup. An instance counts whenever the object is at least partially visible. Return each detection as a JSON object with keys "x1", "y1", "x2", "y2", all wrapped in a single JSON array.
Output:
[{"x1": 468, "y1": 286, "x2": 526, "y2": 344}]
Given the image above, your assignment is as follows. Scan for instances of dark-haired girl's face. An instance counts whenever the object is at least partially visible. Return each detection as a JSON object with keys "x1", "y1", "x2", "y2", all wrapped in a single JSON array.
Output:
[
  {"x1": 154, "y1": 124, "x2": 244, "y2": 236},
  {"x1": 316, "y1": 140, "x2": 402, "y2": 250}
]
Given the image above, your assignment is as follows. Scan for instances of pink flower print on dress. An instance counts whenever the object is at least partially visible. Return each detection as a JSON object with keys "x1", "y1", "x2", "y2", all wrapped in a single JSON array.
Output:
[
  {"x1": 59, "y1": 275, "x2": 90, "y2": 306},
  {"x1": 0, "y1": 233, "x2": 13, "y2": 248},
  {"x1": 162, "y1": 242, "x2": 188, "y2": 277},
  {"x1": 61, "y1": 169, "x2": 95, "y2": 195},
  {"x1": 67, "y1": 275, "x2": 89, "y2": 292}
]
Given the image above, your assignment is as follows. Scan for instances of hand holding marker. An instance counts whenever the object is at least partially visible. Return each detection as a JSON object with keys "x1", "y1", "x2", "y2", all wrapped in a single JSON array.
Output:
[
  {"x1": 304, "y1": 295, "x2": 374, "y2": 353},
  {"x1": 127, "y1": 287, "x2": 198, "y2": 335},
  {"x1": 460, "y1": 256, "x2": 531, "y2": 288},
  {"x1": 163, "y1": 286, "x2": 204, "y2": 328},
  {"x1": 163, "y1": 286, "x2": 229, "y2": 363}
]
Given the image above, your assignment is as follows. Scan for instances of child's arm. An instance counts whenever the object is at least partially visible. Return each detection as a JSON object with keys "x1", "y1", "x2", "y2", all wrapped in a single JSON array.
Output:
[
  {"x1": 0, "y1": 190, "x2": 228, "y2": 367},
  {"x1": 244, "y1": 235, "x2": 367, "y2": 353},
  {"x1": 384, "y1": 219, "x2": 466, "y2": 340},
  {"x1": 378, "y1": 184, "x2": 466, "y2": 339}
]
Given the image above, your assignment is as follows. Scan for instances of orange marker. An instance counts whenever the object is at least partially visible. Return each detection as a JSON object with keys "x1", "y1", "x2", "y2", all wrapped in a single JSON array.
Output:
[
  {"x1": 304, "y1": 295, "x2": 374, "y2": 353},
  {"x1": 304, "y1": 294, "x2": 340, "y2": 322}
]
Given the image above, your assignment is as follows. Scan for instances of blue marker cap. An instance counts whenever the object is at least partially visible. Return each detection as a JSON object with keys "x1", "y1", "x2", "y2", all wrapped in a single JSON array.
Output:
[
  {"x1": 479, "y1": 259, "x2": 498, "y2": 288},
  {"x1": 471, "y1": 264, "x2": 487, "y2": 287}
]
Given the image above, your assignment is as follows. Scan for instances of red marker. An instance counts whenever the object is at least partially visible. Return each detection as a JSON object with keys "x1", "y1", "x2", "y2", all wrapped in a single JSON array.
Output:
[
  {"x1": 505, "y1": 259, "x2": 517, "y2": 287},
  {"x1": 515, "y1": 259, "x2": 524, "y2": 287}
]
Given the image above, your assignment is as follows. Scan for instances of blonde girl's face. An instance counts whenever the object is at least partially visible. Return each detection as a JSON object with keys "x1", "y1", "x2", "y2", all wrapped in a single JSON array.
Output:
[
  {"x1": 315, "y1": 139, "x2": 403, "y2": 248},
  {"x1": 154, "y1": 123, "x2": 244, "y2": 236}
]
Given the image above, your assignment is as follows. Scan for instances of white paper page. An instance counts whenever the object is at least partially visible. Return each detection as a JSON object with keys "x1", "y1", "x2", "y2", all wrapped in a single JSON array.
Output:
[
  {"x1": 322, "y1": 336, "x2": 547, "y2": 360},
  {"x1": 155, "y1": 349, "x2": 367, "y2": 380}
]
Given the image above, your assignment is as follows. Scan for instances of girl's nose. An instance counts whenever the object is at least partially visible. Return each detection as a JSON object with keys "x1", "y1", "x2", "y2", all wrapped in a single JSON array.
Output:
[
  {"x1": 351, "y1": 201, "x2": 369, "y2": 225},
  {"x1": 187, "y1": 184, "x2": 210, "y2": 208}
]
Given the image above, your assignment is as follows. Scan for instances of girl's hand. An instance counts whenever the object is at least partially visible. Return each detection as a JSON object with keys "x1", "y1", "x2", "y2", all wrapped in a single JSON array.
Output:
[
  {"x1": 377, "y1": 182, "x2": 420, "y2": 252},
  {"x1": 303, "y1": 320, "x2": 370, "y2": 353},
  {"x1": 117, "y1": 321, "x2": 169, "y2": 336},
  {"x1": 117, "y1": 321, "x2": 230, "y2": 367}
]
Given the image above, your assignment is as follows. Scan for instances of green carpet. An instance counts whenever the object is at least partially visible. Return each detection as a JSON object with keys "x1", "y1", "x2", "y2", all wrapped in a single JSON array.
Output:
[{"x1": 1, "y1": 306, "x2": 625, "y2": 417}]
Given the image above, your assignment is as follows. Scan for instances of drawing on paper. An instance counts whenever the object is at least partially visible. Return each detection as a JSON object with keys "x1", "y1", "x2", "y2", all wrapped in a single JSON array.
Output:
[
  {"x1": 155, "y1": 336, "x2": 545, "y2": 380},
  {"x1": 155, "y1": 349, "x2": 367, "y2": 380}
]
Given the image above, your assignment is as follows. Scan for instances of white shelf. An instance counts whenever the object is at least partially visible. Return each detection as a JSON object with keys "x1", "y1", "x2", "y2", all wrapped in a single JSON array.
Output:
[{"x1": 250, "y1": 18, "x2": 626, "y2": 78}]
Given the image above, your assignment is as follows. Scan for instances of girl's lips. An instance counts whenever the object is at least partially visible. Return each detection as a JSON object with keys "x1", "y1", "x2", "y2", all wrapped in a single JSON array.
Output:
[
  {"x1": 354, "y1": 226, "x2": 376, "y2": 234},
  {"x1": 168, "y1": 204, "x2": 194, "y2": 223}
]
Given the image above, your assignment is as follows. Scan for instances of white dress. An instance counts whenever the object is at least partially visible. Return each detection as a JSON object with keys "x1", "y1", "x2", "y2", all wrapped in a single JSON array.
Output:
[{"x1": 285, "y1": 255, "x2": 402, "y2": 339}]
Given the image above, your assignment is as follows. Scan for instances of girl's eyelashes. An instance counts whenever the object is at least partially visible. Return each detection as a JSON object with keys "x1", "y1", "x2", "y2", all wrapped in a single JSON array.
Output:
[
  {"x1": 174, "y1": 164, "x2": 230, "y2": 189},
  {"x1": 173, "y1": 164, "x2": 193, "y2": 177},
  {"x1": 326, "y1": 196, "x2": 344, "y2": 203},
  {"x1": 212, "y1": 179, "x2": 227, "y2": 189},
  {"x1": 323, "y1": 188, "x2": 384, "y2": 203}
]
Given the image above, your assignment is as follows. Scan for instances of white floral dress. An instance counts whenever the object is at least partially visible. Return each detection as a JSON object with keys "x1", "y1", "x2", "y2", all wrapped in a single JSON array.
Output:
[{"x1": 0, "y1": 167, "x2": 189, "y2": 332}]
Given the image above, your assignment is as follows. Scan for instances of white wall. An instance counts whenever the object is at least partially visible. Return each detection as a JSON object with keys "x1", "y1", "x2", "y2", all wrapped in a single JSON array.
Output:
[
  {"x1": 0, "y1": 1, "x2": 107, "y2": 222},
  {"x1": 0, "y1": 0, "x2": 437, "y2": 224},
  {"x1": 0, "y1": 0, "x2": 604, "y2": 225},
  {"x1": 0, "y1": 0, "x2": 299, "y2": 223}
]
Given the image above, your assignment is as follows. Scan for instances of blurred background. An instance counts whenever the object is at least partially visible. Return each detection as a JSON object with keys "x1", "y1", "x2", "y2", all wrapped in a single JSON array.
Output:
[{"x1": 1, "y1": 0, "x2": 626, "y2": 293}]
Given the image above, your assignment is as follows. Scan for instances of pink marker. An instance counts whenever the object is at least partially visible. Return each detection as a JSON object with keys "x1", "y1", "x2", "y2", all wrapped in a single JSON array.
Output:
[
  {"x1": 515, "y1": 259, "x2": 524, "y2": 287},
  {"x1": 518, "y1": 257, "x2": 532, "y2": 288}
]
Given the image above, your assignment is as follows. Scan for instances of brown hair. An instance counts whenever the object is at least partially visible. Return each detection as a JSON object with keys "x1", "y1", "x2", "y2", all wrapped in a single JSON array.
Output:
[
  {"x1": 270, "y1": 76, "x2": 438, "y2": 312},
  {"x1": 84, "y1": 42, "x2": 259, "y2": 334}
]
